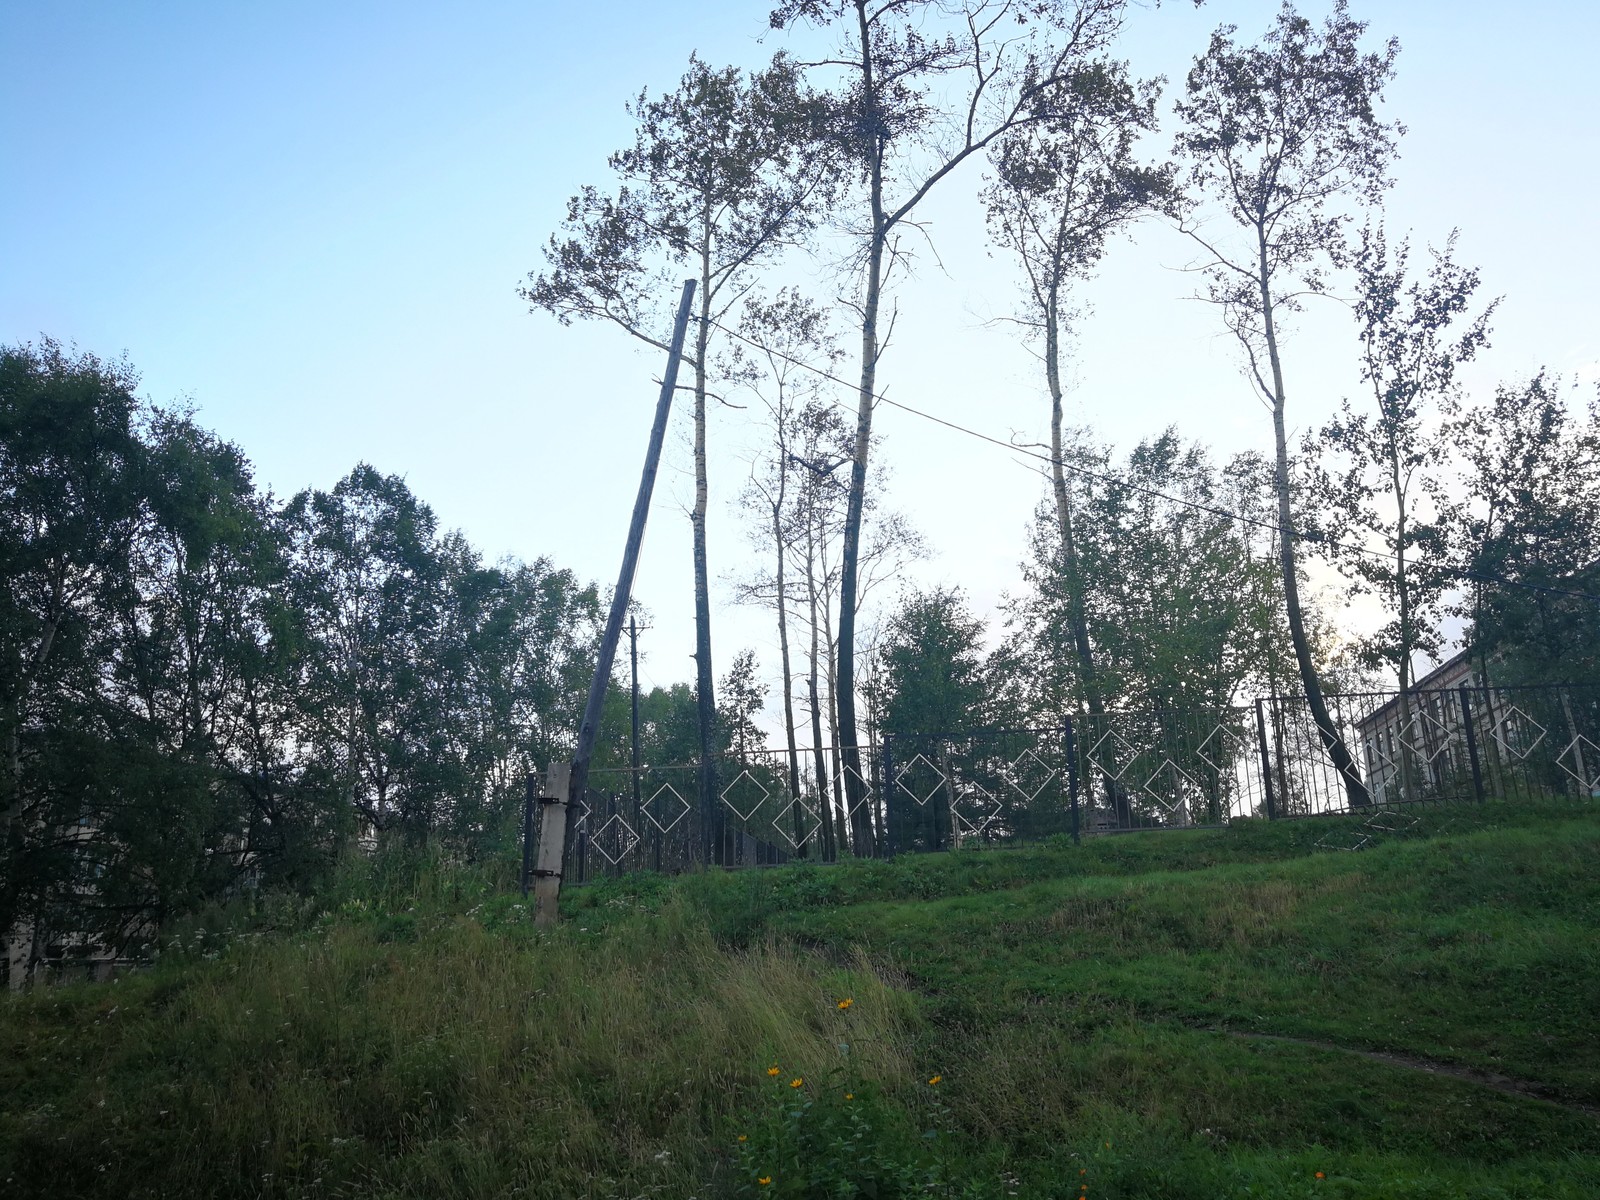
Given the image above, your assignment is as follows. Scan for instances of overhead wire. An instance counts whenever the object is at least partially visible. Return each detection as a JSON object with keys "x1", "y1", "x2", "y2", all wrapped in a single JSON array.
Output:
[{"x1": 700, "y1": 312, "x2": 1600, "y2": 606}]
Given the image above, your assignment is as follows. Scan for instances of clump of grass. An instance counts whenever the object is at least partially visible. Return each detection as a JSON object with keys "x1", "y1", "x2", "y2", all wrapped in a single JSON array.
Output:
[{"x1": 0, "y1": 898, "x2": 917, "y2": 1199}]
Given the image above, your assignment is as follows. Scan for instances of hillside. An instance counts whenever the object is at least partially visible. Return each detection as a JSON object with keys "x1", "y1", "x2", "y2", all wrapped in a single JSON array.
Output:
[{"x1": 4, "y1": 802, "x2": 1599, "y2": 1199}]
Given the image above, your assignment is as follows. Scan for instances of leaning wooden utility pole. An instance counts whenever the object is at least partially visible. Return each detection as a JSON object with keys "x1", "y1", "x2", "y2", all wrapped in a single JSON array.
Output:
[{"x1": 532, "y1": 279, "x2": 697, "y2": 928}]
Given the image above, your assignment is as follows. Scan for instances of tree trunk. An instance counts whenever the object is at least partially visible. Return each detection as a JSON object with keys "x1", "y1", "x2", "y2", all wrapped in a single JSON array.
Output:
[
  {"x1": 692, "y1": 245, "x2": 721, "y2": 861},
  {"x1": 1044, "y1": 285, "x2": 1130, "y2": 826},
  {"x1": 803, "y1": 517, "x2": 837, "y2": 861},
  {"x1": 820, "y1": 582, "x2": 850, "y2": 853},
  {"x1": 1257, "y1": 229, "x2": 1368, "y2": 808},
  {"x1": 1391, "y1": 439, "x2": 1417, "y2": 803},
  {"x1": 834, "y1": 0, "x2": 885, "y2": 856},
  {"x1": 772, "y1": 480, "x2": 805, "y2": 851}
]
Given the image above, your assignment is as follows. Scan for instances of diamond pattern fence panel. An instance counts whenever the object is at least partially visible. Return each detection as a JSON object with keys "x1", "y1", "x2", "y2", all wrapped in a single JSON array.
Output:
[
  {"x1": 543, "y1": 684, "x2": 1599, "y2": 882},
  {"x1": 1268, "y1": 682, "x2": 1600, "y2": 816}
]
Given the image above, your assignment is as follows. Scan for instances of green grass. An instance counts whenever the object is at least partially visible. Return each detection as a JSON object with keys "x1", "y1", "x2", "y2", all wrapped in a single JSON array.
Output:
[{"x1": 3, "y1": 800, "x2": 1598, "y2": 1197}]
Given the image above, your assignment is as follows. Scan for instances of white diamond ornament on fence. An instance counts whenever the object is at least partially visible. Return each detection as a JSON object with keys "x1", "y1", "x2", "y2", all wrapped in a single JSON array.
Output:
[
  {"x1": 1003, "y1": 747, "x2": 1058, "y2": 802},
  {"x1": 1490, "y1": 706, "x2": 1547, "y2": 762},
  {"x1": 642, "y1": 782, "x2": 691, "y2": 833},
  {"x1": 894, "y1": 753, "x2": 947, "y2": 807},
  {"x1": 1556, "y1": 735, "x2": 1600, "y2": 793},
  {"x1": 1088, "y1": 729, "x2": 1139, "y2": 781},
  {"x1": 591, "y1": 814, "x2": 640, "y2": 865},
  {"x1": 770, "y1": 799, "x2": 823, "y2": 850},
  {"x1": 951, "y1": 784, "x2": 999, "y2": 836},
  {"x1": 1396, "y1": 710, "x2": 1454, "y2": 763},
  {"x1": 836, "y1": 763, "x2": 873, "y2": 816},
  {"x1": 1139, "y1": 758, "x2": 1204, "y2": 819},
  {"x1": 720, "y1": 770, "x2": 771, "y2": 822},
  {"x1": 1197, "y1": 724, "x2": 1247, "y2": 772}
]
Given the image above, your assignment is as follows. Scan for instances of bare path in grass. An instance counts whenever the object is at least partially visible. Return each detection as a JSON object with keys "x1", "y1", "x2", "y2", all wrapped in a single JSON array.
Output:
[{"x1": 1226, "y1": 1030, "x2": 1600, "y2": 1120}]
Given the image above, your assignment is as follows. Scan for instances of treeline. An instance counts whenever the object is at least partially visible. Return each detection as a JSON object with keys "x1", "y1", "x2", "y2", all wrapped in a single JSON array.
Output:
[
  {"x1": 0, "y1": 340, "x2": 603, "y2": 951},
  {"x1": 532, "y1": 0, "x2": 1600, "y2": 829}
]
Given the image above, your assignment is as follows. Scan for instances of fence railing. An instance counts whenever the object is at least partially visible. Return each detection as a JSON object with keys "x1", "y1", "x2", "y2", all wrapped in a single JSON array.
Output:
[
  {"x1": 1273, "y1": 682, "x2": 1600, "y2": 815},
  {"x1": 543, "y1": 682, "x2": 1600, "y2": 879}
]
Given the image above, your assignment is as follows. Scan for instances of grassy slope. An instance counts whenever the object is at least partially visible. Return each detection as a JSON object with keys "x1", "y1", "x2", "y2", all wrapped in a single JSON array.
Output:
[{"x1": 3, "y1": 802, "x2": 1598, "y2": 1198}]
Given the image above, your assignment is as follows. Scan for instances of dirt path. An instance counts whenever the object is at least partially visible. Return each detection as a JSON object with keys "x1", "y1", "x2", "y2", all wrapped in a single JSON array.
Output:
[{"x1": 1224, "y1": 1030, "x2": 1600, "y2": 1119}]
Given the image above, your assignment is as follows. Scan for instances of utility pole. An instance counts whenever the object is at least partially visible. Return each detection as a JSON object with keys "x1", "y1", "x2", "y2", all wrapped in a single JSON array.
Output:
[{"x1": 532, "y1": 279, "x2": 697, "y2": 927}]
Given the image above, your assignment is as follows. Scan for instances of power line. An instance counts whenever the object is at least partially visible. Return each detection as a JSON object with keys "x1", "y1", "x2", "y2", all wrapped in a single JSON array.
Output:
[{"x1": 701, "y1": 313, "x2": 1600, "y2": 606}]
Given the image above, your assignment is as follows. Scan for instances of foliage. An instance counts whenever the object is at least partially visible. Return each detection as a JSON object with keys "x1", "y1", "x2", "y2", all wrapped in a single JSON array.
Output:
[
  {"x1": 1001, "y1": 429, "x2": 1292, "y2": 722},
  {"x1": 1307, "y1": 225, "x2": 1497, "y2": 693},
  {"x1": 1448, "y1": 374, "x2": 1600, "y2": 686},
  {"x1": 874, "y1": 586, "x2": 991, "y2": 738},
  {"x1": 0, "y1": 339, "x2": 599, "y2": 968}
]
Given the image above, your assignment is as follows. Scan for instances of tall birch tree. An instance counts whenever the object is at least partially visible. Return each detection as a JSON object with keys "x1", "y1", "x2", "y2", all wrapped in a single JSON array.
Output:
[
  {"x1": 769, "y1": 0, "x2": 1141, "y2": 852},
  {"x1": 1307, "y1": 225, "x2": 1494, "y2": 799},
  {"x1": 523, "y1": 54, "x2": 832, "y2": 847},
  {"x1": 1173, "y1": 0, "x2": 1400, "y2": 807},
  {"x1": 982, "y1": 54, "x2": 1172, "y2": 748}
]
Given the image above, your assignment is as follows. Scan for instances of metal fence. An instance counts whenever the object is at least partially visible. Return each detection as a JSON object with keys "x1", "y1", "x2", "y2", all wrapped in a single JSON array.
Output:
[
  {"x1": 1271, "y1": 682, "x2": 1600, "y2": 815},
  {"x1": 541, "y1": 682, "x2": 1600, "y2": 879}
]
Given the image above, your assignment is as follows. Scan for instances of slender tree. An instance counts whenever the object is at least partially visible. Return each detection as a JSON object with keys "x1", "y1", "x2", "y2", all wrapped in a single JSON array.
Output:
[
  {"x1": 983, "y1": 53, "x2": 1174, "y2": 775},
  {"x1": 1307, "y1": 225, "x2": 1494, "y2": 796},
  {"x1": 1173, "y1": 0, "x2": 1401, "y2": 806},
  {"x1": 727, "y1": 290, "x2": 843, "y2": 846},
  {"x1": 524, "y1": 54, "x2": 833, "y2": 852},
  {"x1": 771, "y1": 0, "x2": 1140, "y2": 851}
]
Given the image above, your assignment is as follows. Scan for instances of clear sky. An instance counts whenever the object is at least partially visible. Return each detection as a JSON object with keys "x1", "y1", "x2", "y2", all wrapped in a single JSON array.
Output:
[{"x1": 3, "y1": 0, "x2": 1597, "y2": 703}]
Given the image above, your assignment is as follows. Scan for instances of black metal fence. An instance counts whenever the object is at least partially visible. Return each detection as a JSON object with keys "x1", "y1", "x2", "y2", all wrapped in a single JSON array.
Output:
[
  {"x1": 1271, "y1": 682, "x2": 1600, "y2": 815},
  {"x1": 541, "y1": 682, "x2": 1600, "y2": 879}
]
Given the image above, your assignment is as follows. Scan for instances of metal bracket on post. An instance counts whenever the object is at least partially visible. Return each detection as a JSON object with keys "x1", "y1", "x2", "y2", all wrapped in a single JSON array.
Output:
[{"x1": 532, "y1": 762, "x2": 572, "y2": 928}]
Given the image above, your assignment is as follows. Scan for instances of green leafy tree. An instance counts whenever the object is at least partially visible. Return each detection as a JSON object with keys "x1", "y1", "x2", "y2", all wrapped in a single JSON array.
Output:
[
  {"x1": 1306, "y1": 226, "x2": 1495, "y2": 798},
  {"x1": 281, "y1": 466, "x2": 455, "y2": 841},
  {"x1": 718, "y1": 648, "x2": 768, "y2": 762},
  {"x1": 1450, "y1": 374, "x2": 1600, "y2": 687},
  {"x1": 1, "y1": 339, "x2": 148, "y2": 952},
  {"x1": 875, "y1": 586, "x2": 990, "y2": 850}
]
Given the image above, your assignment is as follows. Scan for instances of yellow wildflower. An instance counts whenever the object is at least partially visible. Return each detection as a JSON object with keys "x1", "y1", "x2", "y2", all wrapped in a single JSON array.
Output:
[
  {"x1": 844, "y1": 1092, "x2": 854, "y2": 1101},
  {"x1": 766, "y1": 1066, "x2": 780, "y2": 1077},
  {"x1": 738, "y1": 1135, "x2": 747, "y2": 1143},
  {"x1": 758, "y1": 1177, "x2": 771, "y2": 1187},
  {"x1": 927, "y1": 1074, "x2": 942, "y2": 1086},
  {"x1": 790, "y1": 1077, "x2": 804, "y2": 1088},
  {"x1": 837, "y1": 997, "x2": 854, "y2": 1010}
]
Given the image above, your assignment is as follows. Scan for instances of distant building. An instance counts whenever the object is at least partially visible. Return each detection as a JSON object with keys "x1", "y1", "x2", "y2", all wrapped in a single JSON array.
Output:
[{"x1": 1354, "y1": 649, "x2": 1485, "y2": 805}]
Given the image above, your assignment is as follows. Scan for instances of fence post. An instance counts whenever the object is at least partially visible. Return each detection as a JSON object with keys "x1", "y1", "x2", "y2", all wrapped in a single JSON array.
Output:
[
  {"x1": 1255, "y1": 698, "x2": 1278, "y2": 821},
  {"x1": 1458, "y1": 684, "x2": 1486, "y2": 803},
  {"x1": 882, "y1": 737, "x2": 897, "y2": 859},
  {"x1": 1065, "y1": 721, "x2": 1081, "y2": 845},
  {"x1": 533, "y1": 762, "x2": 572, "y2": 928}
]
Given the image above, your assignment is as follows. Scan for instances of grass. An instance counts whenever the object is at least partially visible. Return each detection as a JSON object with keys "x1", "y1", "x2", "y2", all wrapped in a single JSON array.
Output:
[{"x1": 3, "y1": 799, "x2": 1598, "y2": 1197}]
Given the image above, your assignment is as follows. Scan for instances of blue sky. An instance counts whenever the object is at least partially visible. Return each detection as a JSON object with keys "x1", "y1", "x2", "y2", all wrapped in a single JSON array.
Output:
[{"x1": 3, "y1": 0, "x2": 1597, "y2": 697}]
